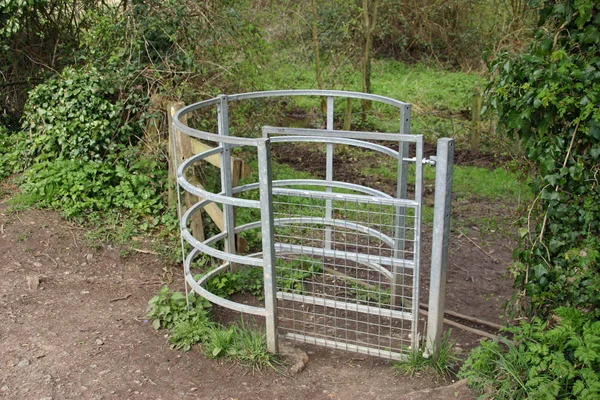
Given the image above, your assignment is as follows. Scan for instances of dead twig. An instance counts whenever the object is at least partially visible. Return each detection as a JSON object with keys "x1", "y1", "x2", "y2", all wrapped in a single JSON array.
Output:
[
  {"x1": 41, "y1": 253, "x2": 58, "y2": 267},
  {"x1": 69, "y1": 228, "x2": 78, "y2": 248},
  {"x1": 420, "y1": 302, "x2": 503, "y2": 330},
  {"x1": 458, "y1": 230, "x2": 499, "y2": 263},
  {"x1": 109, "y1": 294, "x2": 132, "y2": 303},
  {"x1": 420, "y1": 308, "x2": 498, "y2": 340},
  {"x1": 452, "y1": 262, "x2": 469, "y2": 273},
  {"x1": 129, "y1": 247, "x2": 159, "y2": 255}
]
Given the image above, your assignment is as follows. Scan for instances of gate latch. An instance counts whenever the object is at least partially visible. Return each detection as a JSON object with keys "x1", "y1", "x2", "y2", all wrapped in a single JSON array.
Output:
[{"x1": 423, "y1": 156, "x2": 436, "y2": 166}]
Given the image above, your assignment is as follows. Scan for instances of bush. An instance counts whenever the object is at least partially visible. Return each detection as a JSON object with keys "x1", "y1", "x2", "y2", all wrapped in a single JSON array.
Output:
[
  {"x1": 20, "y1": 66, "x2": 138, "y2": 164},
  {"x1": 487, "y1": 0, "x2": 600, "y2": 315},
  {"x1": 19, "y1": 155, "x2": 166, "y2": 218},
  {"x1": 459, "y1": 307, "x2": 600, "y2": 399}
]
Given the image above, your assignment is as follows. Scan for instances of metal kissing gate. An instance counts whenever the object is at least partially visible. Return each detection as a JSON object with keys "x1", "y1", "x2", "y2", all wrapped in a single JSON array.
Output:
[{"x1": 173, "y1": 90, "x2": 454, "y2": 361}]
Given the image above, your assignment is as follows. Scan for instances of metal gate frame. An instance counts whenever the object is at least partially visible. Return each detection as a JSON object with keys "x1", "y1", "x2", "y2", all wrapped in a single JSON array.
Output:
[{"x1": 172, "y1": 90, "x2": 454, "y2": 360}]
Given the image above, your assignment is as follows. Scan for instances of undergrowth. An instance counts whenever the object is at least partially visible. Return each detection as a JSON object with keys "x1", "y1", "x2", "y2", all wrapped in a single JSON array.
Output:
[
  {"x1": 459, "y1": 308, "x2": 600, "y2": 399},
  {"x1": 393, "y1": 330, "x2": 460, "y2": 379},
  {"x1": 147, "y1": 286, "x2": 281, "y2": 371}
]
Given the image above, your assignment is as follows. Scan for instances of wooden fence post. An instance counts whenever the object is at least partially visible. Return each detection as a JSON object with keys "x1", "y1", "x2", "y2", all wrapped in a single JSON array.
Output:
[
  {"x1": 168, "y1": 102, "x2": 205, "y2": 241},
  {"x1": 470, "y1": 88, "x2": 482, "y2": 155},
  {"x1": 168, "y1": 102, "x2": 252, "y2": 253}
]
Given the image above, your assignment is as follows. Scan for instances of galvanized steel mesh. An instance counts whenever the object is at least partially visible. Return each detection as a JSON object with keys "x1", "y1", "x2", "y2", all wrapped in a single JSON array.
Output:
[{"x1": 173, "y1": 90, "x2": 423, "y2": 360}]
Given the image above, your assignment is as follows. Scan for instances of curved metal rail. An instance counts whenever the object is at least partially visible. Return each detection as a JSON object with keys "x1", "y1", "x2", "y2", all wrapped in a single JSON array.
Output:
[{"x1": 173, "y1": 90, "x2": 423, "y2": 360}]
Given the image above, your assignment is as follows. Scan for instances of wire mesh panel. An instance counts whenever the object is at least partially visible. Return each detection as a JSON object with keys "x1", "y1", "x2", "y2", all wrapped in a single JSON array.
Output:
[{"x1": 272, "y1": 189, "x2": 419, "y2": 360}]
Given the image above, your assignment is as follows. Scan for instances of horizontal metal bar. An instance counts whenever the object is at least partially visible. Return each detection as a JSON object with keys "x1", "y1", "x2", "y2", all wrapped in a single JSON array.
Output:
[
  {"x1": 183, "y1": 251, "x2": 266, "y2": 316},
  {"x1": 268, "y1": 135, "x2": 400, "y2": 160},
  {"x1": 227, "y1": 90, "x2": 410, "y2": 108},
  {"x1": 282, "y1": 333, "x2": 406, "y2": 361},
  {"x1": 181, "y1": 228, "x2": 264, "y2": 267},
  {"x1": 272, "y1": 187, "x2": 418, "y2": 207},
  {"x1": 277, "y1": 291, "x2": 412, "y2": 320},
  {"x1": 274, "y1": 242, "x2": 414, "y2": 272},
  {"x1": 177, "y1": 175, "x2": 260, "y2": 209},
  {"x1": 273, "y1": 216, "x2": 396, "y2": 247},
  {"x1": 232, "y1": 179, "x2": 395, "y2": 200},
  {"x1": 173, "y1": 119, "x2": 264, "y2": 147},
  {"x1": 263, "y1": 126, "x2": 421, "y2": 143}
]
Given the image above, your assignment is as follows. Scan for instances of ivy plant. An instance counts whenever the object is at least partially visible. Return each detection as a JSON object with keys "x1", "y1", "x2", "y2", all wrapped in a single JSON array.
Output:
[{"x1": 487, "y1": 0, "x2": 600, "y2": 316}]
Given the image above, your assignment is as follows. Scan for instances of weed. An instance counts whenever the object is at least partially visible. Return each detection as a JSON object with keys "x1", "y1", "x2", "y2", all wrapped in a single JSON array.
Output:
[
  {"x1": 204, "y1": 325, "x2": 237, "y2": 358},
  {"x1": 18, "y1": 229, "x2": 30, "y2": 241},
  {"x1": 277, "y1": 256, "x2": 323, "y2": 294},
  {"x1": 169, "y1": 318, "x2": 213, "y2": 352},
  {"x1": 147, "y1": 286, "x2": 282, "y2": 371},
  {"x1": 229, "y1": 319, "x2": 282, "y2": 371},
  {"x1": 394, "y1": 330, "x2": 459, "y2": 379},
  {"x1": 146, "y1": 286, "x2": 211, "y2": 330}
]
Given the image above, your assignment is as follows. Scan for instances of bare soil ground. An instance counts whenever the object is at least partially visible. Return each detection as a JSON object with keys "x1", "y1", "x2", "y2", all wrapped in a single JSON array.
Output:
[{"x1": 0, "y1": 145, "x2": 517, "y2": 400}]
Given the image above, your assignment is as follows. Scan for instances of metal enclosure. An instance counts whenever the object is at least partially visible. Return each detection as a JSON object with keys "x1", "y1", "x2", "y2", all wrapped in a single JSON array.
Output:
[{"x1": 173, "y1": 90, "x2": 453, "y2": 361}]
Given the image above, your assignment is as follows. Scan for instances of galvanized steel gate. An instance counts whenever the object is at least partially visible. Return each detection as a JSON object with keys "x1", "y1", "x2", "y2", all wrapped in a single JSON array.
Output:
[{"x1": 174, "y1": 90, "x2": 452, "y2": 361}]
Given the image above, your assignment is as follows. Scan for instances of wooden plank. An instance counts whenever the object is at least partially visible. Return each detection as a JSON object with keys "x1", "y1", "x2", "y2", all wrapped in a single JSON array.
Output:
[
  {"x1": 190, "y1": 139, "x2": 251, "y2": 182},
  {"x1": 188, "y1": 176, "x2": 224, "y2": 232},
  {"x1": 170, "y1": 116, "x2": 252, "y2": 249}
]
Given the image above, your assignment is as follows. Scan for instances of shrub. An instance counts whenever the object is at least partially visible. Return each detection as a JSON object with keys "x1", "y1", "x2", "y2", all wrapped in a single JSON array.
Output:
[
  {"x1": 487, "y1": 0, "x2": 600, "y2": 315},
  {"x1": 20, "y1": 66, "x2": 137, "y2": 164},
  {"x1": 19, "y1": 155, "x2": 165, "y2": 218},
  {"x1": 459, "y1": 307, "x2": 600, "y2": 399}
]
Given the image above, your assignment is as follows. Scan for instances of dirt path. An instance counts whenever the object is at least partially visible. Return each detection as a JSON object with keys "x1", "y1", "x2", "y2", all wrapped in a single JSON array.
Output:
[{"x1": 0, "y1": 202, "x2": 481, "y2": 400}]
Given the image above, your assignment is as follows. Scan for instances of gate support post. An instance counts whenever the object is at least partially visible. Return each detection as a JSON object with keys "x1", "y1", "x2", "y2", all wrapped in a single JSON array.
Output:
[
  {"x1": 426, "y1": 138, "x2": 454, "y2": 357},
  {"x1": 257, "y1": 139, "x2": 279, "y2": 354}
]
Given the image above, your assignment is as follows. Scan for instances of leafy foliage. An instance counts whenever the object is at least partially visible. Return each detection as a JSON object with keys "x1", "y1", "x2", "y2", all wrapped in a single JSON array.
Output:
[
  {"x1": 459, "y1": 308, "x2": 600, "y2": 399},
  {"x1": 204, "y1": 267, "x2": 265, "y2": 300},
  {"x1": 0, "y1": 0, "x2": 104, "y2": 125},
  {"x1": 147, "y1": 286, "x2": 279, "y2": 369},
  {"x1": 487, "y1": 0, "x2": 600, "y2": 316},
  {"x1": 20, "y1": 66, "x2": 138, "y2": 163},
  {"x1": 19, "y1": 155, "x2": 165, "y2": 218},
  {"x1": 276, "y1": 256, "x2": 323, "y2": 294},
  {"x1": 146, "y1": 286, "x2": 212, "y2": 331}
]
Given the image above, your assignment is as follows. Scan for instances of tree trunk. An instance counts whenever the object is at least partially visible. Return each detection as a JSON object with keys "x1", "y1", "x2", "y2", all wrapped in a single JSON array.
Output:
[
  {"x1": 311, "y1": 0, "x2": 326, "y2": 113},
  {"x1": 361, "y1": 0, "x2": 379, "y2": 121}
]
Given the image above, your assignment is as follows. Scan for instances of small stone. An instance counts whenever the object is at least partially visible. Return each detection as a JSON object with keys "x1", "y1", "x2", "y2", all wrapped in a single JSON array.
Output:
[
  {"x1": 1, "y1": 385, "x2": 8, "y2": 391},
  {"x1": 95, "y1": 339, "x2": 104, "y2": 346},
  {"x1": 26, "y1": 275, "x2": 40, "y2": 291},
  {"x1": 80, "y1": 290, "x2": 90, "y2": 295},
  {"x1": 17, "y1": 359, "x2": 30, "y2": 368},
  {"x1": 33, "y1": 262, "x2": 43, "y2": 268},
  {"x1": 86, "y1": 254, "x2": 94, "y2": 262}
]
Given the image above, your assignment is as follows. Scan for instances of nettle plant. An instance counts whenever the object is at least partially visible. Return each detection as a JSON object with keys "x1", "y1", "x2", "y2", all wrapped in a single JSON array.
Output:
[{"x1": 488, "y1": 0, "x2": 600, "y2": 316}]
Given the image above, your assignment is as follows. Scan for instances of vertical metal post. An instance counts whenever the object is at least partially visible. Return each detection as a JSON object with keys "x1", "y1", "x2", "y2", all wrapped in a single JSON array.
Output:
[
  {"x1": 257, "y1": 139, "x2": 279, "y2": 354},
  {"x1": 426, "y1": 138, "x2": 454, "y2": 356},
  {"x1": 324, "y1": 96, "x2": 334, "y2": 250},
  {"x1": 217, "y1": 95, "x2": 237, "y2": 268},
  {"x1": 411, "y1": 136, "x2": 424, "y2": 351},
  {"x1": 391, "y1": 104, "x2": 411, "y2": 308}
]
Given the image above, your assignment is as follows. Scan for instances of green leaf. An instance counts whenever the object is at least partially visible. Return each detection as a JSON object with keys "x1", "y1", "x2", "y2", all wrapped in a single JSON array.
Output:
[{"x1": 153, "y1": 319, "x2": 161, "y2": 330}]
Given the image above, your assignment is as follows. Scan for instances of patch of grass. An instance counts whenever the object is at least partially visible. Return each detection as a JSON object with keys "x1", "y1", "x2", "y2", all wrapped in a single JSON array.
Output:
[
  {"x1": 255, "y1": 54, "x2": 484, "y2": 142},
  {"x1": 363, "y1": 161, "x2": 531, "y2": 202},
  {"x1": 394, "y1": 330, "x2": 460, "y2": 379}
]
